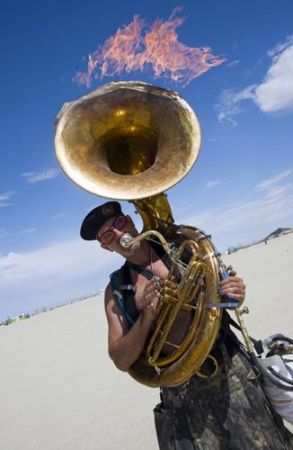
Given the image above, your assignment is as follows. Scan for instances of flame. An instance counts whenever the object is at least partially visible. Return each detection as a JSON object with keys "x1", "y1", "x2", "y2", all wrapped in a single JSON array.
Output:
[{"x1": 74, "y1": 8, "x2": 225, "y2": 87}]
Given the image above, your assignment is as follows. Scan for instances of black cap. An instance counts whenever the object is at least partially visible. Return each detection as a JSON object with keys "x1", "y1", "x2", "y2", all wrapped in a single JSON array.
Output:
[{"x1": 80, "y1": 201, "x2": 122, "y2": 241}]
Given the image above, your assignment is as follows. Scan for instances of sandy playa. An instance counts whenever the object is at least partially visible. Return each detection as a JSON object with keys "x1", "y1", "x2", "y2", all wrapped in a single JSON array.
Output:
[{"x1": 0, "y1": 233, "x2": 292, "y2": 450}]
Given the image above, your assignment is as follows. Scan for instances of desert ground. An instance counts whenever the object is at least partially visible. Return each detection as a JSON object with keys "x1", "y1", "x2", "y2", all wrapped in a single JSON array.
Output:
[{"x1": 0, "y1": 232, "x2": 292, "y2": 449}]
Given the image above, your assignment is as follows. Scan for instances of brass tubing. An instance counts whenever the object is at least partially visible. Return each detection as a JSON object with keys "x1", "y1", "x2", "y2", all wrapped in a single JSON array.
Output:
[
  {"x1": 120, "y1": 230, "x2": 171, "y2": 254},
  {"x1": 235, "y1": 307, "x2": 255, "y2": 354}
]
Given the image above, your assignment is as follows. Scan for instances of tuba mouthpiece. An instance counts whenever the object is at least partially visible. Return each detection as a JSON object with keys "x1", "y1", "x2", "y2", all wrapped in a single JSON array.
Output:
[{"x1": 120, "y1": 233, "x2": 134, "y2": 248}]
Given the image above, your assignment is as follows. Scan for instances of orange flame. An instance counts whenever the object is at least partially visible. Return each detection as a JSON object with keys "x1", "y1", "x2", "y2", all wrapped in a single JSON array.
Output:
[{"x1": 74, "y1": 8, "x2": 225, "y2": 87}]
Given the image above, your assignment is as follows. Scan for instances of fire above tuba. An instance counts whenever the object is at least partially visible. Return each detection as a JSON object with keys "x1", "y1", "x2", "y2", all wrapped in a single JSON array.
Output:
[{"x1": 55, "y1": 81, "x2": 226, "y2": 387}]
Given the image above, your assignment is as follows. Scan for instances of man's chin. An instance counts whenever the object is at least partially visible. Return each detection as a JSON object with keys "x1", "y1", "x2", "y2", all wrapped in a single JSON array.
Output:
[{"x1": 120, "y1": 239, "x2": 140, "y2": 256}]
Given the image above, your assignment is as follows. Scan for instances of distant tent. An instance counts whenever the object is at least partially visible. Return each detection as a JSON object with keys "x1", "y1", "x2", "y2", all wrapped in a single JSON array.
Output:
[{"x1": 263, "y1": 227, "x2": 292, "y2": 241}]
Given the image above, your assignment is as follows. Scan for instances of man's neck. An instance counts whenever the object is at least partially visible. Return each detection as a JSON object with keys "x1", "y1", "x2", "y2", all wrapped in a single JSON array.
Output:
[{"x1": 126, "y1": 241, "x2": 157, "y2": 268}]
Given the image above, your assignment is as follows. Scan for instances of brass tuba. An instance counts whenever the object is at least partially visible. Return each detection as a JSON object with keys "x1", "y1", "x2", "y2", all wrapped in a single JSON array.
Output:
[{"x1": 55, "y1": 81, "x2": 224, "y2": 387}]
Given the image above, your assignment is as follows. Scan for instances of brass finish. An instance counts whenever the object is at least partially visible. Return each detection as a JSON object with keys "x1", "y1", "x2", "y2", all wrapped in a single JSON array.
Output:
[
  {"x1": 235, "y1": 307, "x2": 255, "y2": 354},
  {"x1": 122, "y1": 229, "x2": 223, "y2": 387},
  {"x1": 55, "y1": 81, "x2": 201, "y2": 202},
  {"x1": 195, "y1": 355, "x2": 219, "y2": 379}
]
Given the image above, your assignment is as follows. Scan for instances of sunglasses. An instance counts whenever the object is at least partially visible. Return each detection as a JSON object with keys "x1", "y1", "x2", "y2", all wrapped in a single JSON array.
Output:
[{"x1": 97, "y1": 215, "x2": 128, "y2": 245}]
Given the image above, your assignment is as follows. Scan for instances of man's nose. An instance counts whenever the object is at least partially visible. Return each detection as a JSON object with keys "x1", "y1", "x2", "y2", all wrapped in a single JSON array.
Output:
[{"x1": 113, "y1": 228, "x2": 124, "y2": 239}]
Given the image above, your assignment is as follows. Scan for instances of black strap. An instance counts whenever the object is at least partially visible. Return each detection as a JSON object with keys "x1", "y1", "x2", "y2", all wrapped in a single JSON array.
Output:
[
  {"x1": 119, "y1": 263, "x2": 140, "y2": 324},
  {"x1": 126, "y1": 261, "x2": 154, "y2": 280},
  {"x1": 126, "y1": 240, "x2": 172, "y2": 280},
  {"x1": 150, "y1": 240, "x2": 172, "y2": 270}
]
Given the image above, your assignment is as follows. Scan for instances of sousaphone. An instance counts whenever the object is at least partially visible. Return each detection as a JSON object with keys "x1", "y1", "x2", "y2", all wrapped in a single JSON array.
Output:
[{"x1": 55, "y1": 81, "x2": 224, "y2": 387}]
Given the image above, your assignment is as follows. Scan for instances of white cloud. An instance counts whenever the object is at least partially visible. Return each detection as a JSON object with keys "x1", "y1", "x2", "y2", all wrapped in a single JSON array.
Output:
[
  {"x1": 52, "y1": 212, "x2": 67, "y2": 219},
  {"x1": 205, "y1": 179, "x2": 221, "y2": 189},
  {"x1": 267, "y1": 35, "x2": 293, "y2": 59},
  {"x1": 21, "y1": 168, "x2": 59, "y2": 184},
  {"x1": 179, "y1": 170, "x2": 293, "y2": 248},
  {"x1": 0, "y1": 240, "x2": 106, "y2": 284},
  {"x1": 216, "y1": 36, "x2": 293, "y2": 123},
  {"x1": 255, "y1": 39, "x2": 293, "y2": 112},
  {"x1": 227, "y1": 60, "x2": 240, "y2": 68},
  {"x1": 216, "y1": 86, "x2": 256, "y2": 124},
  {"x1": 255, "y1": 169, "x2": 292, "y2": 191},
  {"x1": 0, "y1": 238, "x2": 121, "y2": 318},
  {"x1": 20, "y1": 228, "x2": 36, "y2": 235},
  {"x1": 0, "y1": 191, "x2": 15, "y2": 201},
  {"x1": 0, "y1": 191, "x2": 16, "y2": 207}
]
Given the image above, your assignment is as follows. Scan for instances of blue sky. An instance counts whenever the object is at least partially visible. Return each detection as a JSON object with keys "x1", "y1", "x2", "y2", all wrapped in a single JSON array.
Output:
[{"x1": 0, "y1": 0, "x2": 292, "y2": 319}]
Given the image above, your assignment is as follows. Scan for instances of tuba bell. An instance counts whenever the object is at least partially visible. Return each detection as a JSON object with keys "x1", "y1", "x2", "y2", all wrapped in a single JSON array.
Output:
[{"x1": 55, "y1": 81, "x2": 224, "y2": 387}]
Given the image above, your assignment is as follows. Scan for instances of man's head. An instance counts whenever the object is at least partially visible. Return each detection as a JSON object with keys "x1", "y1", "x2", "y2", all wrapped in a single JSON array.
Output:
[
  {"x1": 80, "y1": 201, "x2": 138, "y2": 253},
  {"x1": 80, "y1": 201, "x2": 123, "y2": 241}
]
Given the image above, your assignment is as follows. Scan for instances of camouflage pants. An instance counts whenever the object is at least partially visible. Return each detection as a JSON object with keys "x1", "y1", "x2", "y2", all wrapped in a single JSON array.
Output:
[{"x1": 154, "y1": 343, "x2": 293, "y2": 450}]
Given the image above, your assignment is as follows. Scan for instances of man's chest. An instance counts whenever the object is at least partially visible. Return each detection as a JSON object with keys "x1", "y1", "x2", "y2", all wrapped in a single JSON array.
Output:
[
  {"x1": 131, "y1": 261, "x2": 193, "y2": 349},
  {"x1": 131, "y1": 259, "x2": 169, "y2": 308}
]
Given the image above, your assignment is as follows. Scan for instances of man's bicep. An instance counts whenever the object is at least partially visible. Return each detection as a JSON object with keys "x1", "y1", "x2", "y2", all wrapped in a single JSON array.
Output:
[{"x1": 104, "y1": 284, "x2": 129, "y2": 346}]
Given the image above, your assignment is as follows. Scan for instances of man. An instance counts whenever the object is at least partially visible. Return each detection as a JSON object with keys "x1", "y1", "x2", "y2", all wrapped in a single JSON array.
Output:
[{"x1": 81, "y1": 201, "x2": 292, "y2": 450}]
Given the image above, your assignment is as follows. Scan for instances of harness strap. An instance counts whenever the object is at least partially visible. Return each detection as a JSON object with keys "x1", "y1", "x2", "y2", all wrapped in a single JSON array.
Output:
[
  {"x1": 126, "y1": 240, "x2": 172, "y2": 279},
  {"x1": 126, "y1": 261, "x2": 154, "y2": 280},
  {"x1": 120, "y1": 284, "x2": 136, "y2": 292},
  {"x1": 110, "y1": 267, "x2": 138, "y2": 327},
  {"x1": 112, "y1": 288, "x2": 135, "y2": 326}
]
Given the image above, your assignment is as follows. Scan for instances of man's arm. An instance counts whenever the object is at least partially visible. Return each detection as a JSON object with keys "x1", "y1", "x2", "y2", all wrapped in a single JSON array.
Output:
[{"x1": 104, "y1": 282, "x2": 158, "y2": 372}]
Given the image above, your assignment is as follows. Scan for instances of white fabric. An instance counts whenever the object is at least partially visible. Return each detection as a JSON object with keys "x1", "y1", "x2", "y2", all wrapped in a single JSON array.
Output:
[{"x1": 259, "y1": 353, "x2": 293, "y2": 424}]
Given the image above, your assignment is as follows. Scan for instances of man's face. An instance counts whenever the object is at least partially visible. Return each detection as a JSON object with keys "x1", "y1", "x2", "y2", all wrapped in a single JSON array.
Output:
[{"x1": 96, "y1": 214, "x2": 139, "y2": 255}]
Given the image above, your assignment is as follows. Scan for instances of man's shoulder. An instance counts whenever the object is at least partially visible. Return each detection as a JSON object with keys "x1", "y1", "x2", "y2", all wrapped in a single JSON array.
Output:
[
  {"x1": 109, "y1": 265, "x2": 124, "y2": 286},
  {"x1": 104, "y1": 282, "x2": 113, "y2": 302},
  {"x1": 110, "y1": 267, "x2": 123, "y2": 278},
  {"x1": 107, "y1": 263, "x2": 129, "y2": 298}
]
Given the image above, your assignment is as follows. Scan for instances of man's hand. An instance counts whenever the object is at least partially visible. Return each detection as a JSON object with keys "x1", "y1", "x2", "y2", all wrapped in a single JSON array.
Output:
[
  {"x1": 218, "y1": 276, "x2": 246, "y2": 305},
  {"x1": 140, "y1": 276, "x2": 162, "y2": 320}
]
